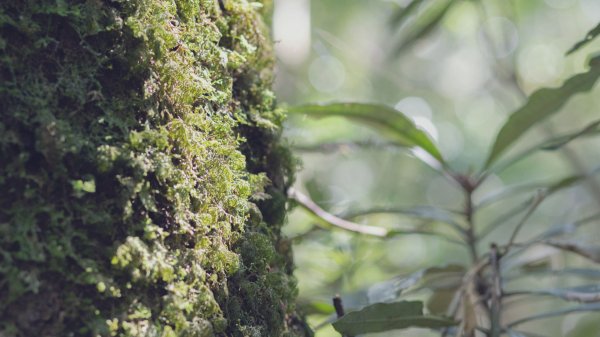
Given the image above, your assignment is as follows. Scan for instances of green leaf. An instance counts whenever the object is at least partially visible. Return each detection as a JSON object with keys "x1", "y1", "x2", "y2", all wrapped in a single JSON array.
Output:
[
  {"x1": 332, "y1": 301, "x2": 457, "y2": 335},
  {"x1": 367, "y1": 265, "x2": 465, "y2": 303},
  {"x1": 566, "y1": 22, "x2": 600, "y2": 55},
  {"x1": 343, "y1": 205, "x2": 464, "y2": 235},
  {"x1": 479, "y1": 174, "x2": 586, "y2": 239},
  {"x1": 392, "y1": 0, "x2": 455, "y2": 56},
  {"x1": 508, "y1": 303, "x2": 600, "y2": 328},
  {"x1": 288, "y1": 102, "x2": 444, "y2": 163},
  {"x1": 488, "y1": 119, "x2": 600, "y2": 174},
  {"x1": 529, "y1": 268, "x2": 600, "y2": 279},
  {"x1": 506, "y1": 329, "x2": 535, "y2": 337},
  {"x1": 484, "y1": 56, "x2": 600, "y2": 168},
  {"x1": 389, "y1": 0, "x2": 426, "y2": 28},
  {"x1": 510, "y1": 285, "x2": 600, "y2": 303}
]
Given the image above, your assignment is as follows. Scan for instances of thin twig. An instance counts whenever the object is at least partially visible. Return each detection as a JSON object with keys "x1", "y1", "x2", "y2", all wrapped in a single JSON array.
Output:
[
  {"x1": 333, "y1": 295, "x2": 353, "y2": 337},
  {"x1": 506, "y1": 190, "x2": 545, "y2": 250},
  {"x1": 464, "y1": 187, "x2": 479, "y2": 263}
]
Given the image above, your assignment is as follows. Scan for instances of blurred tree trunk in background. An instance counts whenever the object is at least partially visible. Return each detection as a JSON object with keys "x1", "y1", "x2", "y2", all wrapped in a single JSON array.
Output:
[{"x1": 0, "y1": 0, "x2": 310, "y2": 336}]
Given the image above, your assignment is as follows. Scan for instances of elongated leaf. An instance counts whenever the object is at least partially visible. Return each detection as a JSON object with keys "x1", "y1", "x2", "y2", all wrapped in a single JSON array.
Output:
[
  {"x1": 507, "y1": 268, "x2": 600, "y2": 282},
  {"x1": 367, "y1": 265, "x2": 464, "y2": 303},
  {"x1": 567, "y1": 22, "x2": 600, "y2": 55},
  {"x1": 392, "y1": 0, "x2": 455, "y2": 56},
  {"x1": 488, "y1": 119, "x2": 600, "y2": 174},
  {"x1": 288, "y1": 103, "x2": 444, "y2": 163},
  {"x1": 508, "y1": 303, "x2": 600, "y2": 328},
  {"x1": 390, "y1": 0, "x2": 426, "y2": 28},
  {"x1": 485, "y1": 56, "x2": 600, "y2": 168},
  {"x1": 480, "y1": 174, "x2": 581, "y2": 239},
  {"x1": 511, "y1": 284, "x2": 600, "y2": 303},
  {"x1": 332, "y1": 301, "x2": 457, "y2": 335},
  {"x1": 343, "y1": 205, "x2": 464, "y2": 235}
]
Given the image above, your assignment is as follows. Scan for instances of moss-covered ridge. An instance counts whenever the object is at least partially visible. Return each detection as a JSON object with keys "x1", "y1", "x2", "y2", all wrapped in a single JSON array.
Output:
[{"x1": 0, "y1": 0, "x2": 308, "y2": 336}]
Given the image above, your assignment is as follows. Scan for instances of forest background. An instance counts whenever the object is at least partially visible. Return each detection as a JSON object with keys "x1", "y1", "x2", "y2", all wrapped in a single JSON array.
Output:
[{"x1": 274, "y1": 0, "x2": 600, "y2": 336}]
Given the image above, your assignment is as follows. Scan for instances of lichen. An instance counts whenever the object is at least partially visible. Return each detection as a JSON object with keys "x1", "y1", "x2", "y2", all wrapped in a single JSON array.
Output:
[{"x1": 0, "y1": 0, "x2": 310, "y2": 336}]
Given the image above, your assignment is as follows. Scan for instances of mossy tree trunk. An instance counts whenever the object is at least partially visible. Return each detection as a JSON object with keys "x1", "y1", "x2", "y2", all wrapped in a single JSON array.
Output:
[{"x1": 0, "y1": 0, "x2": 310, "y2": 336}]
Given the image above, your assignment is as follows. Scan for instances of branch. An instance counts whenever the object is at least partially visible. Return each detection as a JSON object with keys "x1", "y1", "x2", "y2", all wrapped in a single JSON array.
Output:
[
  {"x1": 288, "y1": 188, "x2": 388, "y2": 237},
  {"x1": 506, "y1": 190, "x2": 546, "y2": 249},
  {"x1": 289, "y1": 188, "x2": 466, "y2": 246},
  {"x1": 489, "y1": 244, "x2": 503, "y2": 337}
]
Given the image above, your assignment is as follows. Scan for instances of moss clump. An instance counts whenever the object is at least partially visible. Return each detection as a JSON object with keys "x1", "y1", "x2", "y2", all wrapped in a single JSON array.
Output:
[{"x1": 0, "y1": 0, "x2": 310, "y2": 336}]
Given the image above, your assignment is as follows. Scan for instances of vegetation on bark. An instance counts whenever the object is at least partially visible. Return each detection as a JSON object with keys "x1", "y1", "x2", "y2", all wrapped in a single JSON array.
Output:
[{"x1": 0, "y1": 0, "x2": 308, "y2": 336}]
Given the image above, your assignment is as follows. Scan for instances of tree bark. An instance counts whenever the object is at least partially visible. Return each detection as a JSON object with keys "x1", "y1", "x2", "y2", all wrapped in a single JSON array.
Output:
[{"x1": 0, "y1": 0, "x2": 310, "y2": 336}]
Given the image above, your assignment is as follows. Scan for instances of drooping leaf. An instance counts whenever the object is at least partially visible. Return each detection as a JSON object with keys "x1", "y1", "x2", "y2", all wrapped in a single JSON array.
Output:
[
  {"x1": 343, "y1": 205, "x2": 464, "y2": 235},
  {"x1": 510, "y1": 284, "x2": 600, "y2": 303},
  {"x1": 479, "y1": 172, "x2": 597, "y2": 240},
  {"x1": 566, "y1": 21, "x2": 600, "y2": 55},
  {"x1": 516, "y1": 268, "x2": 600, "y2": 280},
  {"x1": 484, "y1": 56, "x2": 600, "y2": 168},
  {"x1": 488, "y1": 119, "x2": 600, "y2": 174},
  {"x1": 332, "y1": 301, "x2": 457, "y2": 335},
  {"x1": 389, "y1": 0, "x2": 426, "y2": 28},
  {"x1": 367, "y1": 265, "x2": 465, "y2": 303},
  {"x1": 288, "y1": 102, "x2": 444, "y2": 163},
  {"x1": 508, "y1": 303, "x2": 600, "y2": 328},
  {"x1": 391, "y1": 0, "x2": 455, "y2": 56}
]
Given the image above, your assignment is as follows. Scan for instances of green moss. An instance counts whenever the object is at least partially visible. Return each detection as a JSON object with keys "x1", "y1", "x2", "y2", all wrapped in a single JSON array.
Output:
[{"x1": 0, "y1": 0, "x2": 310, "y2": 336}]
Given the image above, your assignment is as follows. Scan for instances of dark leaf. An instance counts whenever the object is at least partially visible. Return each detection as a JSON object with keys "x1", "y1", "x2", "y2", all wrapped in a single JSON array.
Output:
[
  {"x1": 343, "y1": 205, "x2": 464, "y2": 235},
  {"x1": 367, "y1": 265, "x2": 465, "y2": 303},
  {"x1": 389, "y1": 0, "x2": 426, "y2": 28},
  {"x1": 392, "y1": 0, "x2": 455, "y2": 56},
  {"x1": 332, "y1": 301, "x2": 457, "y2": 335},
  {"x1": 566, "y1": 21, "x2": 600, "y2": 55},
  {"x1": 288, "y1": 102, "x2": 444, "y2": 163},
  {"x1": 488, "y1": 119, "x2": 600, "y2": 173},
  {"x1": 484, "y1": 56, "x2": 600, "y2": 168}
]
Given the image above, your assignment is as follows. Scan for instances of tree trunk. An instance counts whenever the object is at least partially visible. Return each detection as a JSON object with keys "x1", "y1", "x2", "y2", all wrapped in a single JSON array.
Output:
[{"x1": 0, "y1": 0, "x2": 310, "y2": 336}]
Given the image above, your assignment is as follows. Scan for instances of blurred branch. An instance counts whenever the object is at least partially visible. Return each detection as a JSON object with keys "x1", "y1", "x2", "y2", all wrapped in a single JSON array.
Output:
[
  {"x1": 289, "y1": 188, "x2": 466, "y2": 244},
  {"x1": 289, "y1": 188, "x2": 388, "y2": 237},
  {"x1": 489, "y1": 244, "x2": 503, "y2": 337},
  {"x1": 291, "y1": 140, "x2": 399, "y2": 153},
  {"x1": 506, "y1": 190, "x2": 545, "y2": 249},
  {"x1": 341, "y1": 205, "x2": 466, "y2": 236}
]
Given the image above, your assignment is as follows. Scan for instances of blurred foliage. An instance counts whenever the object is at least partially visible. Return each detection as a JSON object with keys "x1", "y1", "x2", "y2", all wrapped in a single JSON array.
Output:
[{"x1": 273, "y1": 0, "x2": 600, "y2": 336}]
